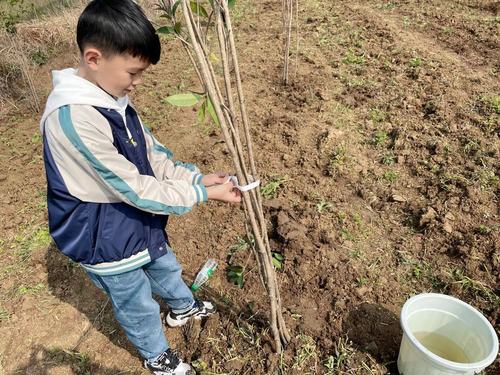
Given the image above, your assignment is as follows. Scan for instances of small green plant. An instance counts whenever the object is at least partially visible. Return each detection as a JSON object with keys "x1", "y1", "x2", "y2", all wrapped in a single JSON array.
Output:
[
  {"x1": 1, "y1": 0, "x2": 33, "y2": 33},
  {"x1": 342, "y1": 50, "x2": 365, "y2": 65},
  {"x1": 236, "y1": 321, "x2": 263, "y2": 346},
  {"x1": 345, "y1": 77, "x2": 369, "y2": 88},
  {"x1": 477, "y1": 225, "x2": 491, "y2": 235},
  {"x1": 324, "y1": 337, "x2": 354, "y2": 374},
  {"x1": 478, "y1": 95, "x2": 500, "y2": 115},
  {"x1": 227, "y1": 265, "x2": 244, "y2": 288},
  {"x1": 15, "y1": 226, "x2": 51, "y2": 261},
  {"x1": 0, "y1": 307, "x2": 10, "y2": 322},
  {"x1": 327, "y1": 147, "x2": 347, "y2": 176},
  {"x1": 372, "y1": 130, "x2": 388, "y2": 146},
  {"x1": 29, "y1": 48, "x2": 50, "y2": 66},
  {"x1": 227, "y1": 236, "x2": 252, "y2": 263},
  {"x1": 370, "y1": 108, "x2": 387, "y2": 123},
  {"x1": 355, "y1": 277, "x2": 368, "y2": 287},
  {"x1": 340, "y1": 228, "x2": 355, "y2": 242},
  {"x1": 45, "y1": 348, "x2": 91, "y2": 373},
  {"x1": 413, "y1": 264, "x2": 423, "y2": 279},
  {"x1": 191, "y1": 359, "x2": 209, "y2": 371},
  {"x1": 442, "y1": 26, "x2": 454, "y2": 35},
  {"x1": 463, "y1": 140, "x2": 480, "y2": 155},
  {"x1": 17, "y1": 282, "x2": 46, "y2": 295},
  {"x1": 409, "y1": 57, "x2": 422, "y2": 68},
  {"x1": 476, "y1": 167, "x2": 499, "y2": 190},
  {"x1": 381, "y1": 152, "x2": 395, "y2": 165},
  {"x1": 231, "y1": 0, "x2": 250, "y2": 23},
  {"x1": 291, "y1": 313, "x2": 302, "y2": 320},
  {"x1": 349, "y1": 248, "x2": 362, "y2": 259},
  {"x1": 491, "y1": 96, "x2": 500, "y2": 114},
  {"x1": 451, "y1": 269, "x2": 500, "y2": 307},
  {"x1": 31, "y1": 133, "x2": 42, "y2": 143},
  {"x1": 352, "y1": 213, "x2": 363, "y2": 226},
  {"x1": 383, "y1": 170, "x2": 399, "y2": 183},
  {"x1": 379, "y1": 2, "x2": 396, "y2": 10},
  {"x1": 336, "y1": 211, "x2": 347, "y2": 225},
  {"x1": 261, "y1": 176, "x2": 288, "y2": 199},
  {"x1": 315, "y1": 199, "x2": 332, "y2": 214},
  {"x1": 271, "y1": 252, "x2": 284, "y2": 270},
  {"x1": 292, "y1": 334, "x2": 317, "y2": 369}
]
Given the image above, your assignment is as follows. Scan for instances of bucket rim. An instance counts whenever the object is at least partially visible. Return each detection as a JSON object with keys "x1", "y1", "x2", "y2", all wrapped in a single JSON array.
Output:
[{"x1": 400, "y1": 293, "x2": 499, "y2": 371}]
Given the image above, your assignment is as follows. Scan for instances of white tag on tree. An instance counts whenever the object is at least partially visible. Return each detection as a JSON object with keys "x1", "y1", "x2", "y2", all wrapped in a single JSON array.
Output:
[{"x1": 225, "y1": 175, "x2": 260, "y2": 192}]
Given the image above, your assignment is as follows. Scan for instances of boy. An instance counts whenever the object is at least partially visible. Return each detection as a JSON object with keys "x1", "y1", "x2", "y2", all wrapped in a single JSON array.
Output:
[{"x1": 39, "y1": 1, "x2": 241, "y2": 374}]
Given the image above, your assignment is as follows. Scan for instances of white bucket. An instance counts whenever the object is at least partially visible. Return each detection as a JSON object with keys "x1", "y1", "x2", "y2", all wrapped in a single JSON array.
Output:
[{"x1": 398, "y1": 293, "x2": 498, "y2": 375}]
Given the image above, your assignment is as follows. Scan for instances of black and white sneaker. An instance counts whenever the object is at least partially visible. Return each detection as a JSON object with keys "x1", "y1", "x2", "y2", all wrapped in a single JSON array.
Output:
[
  {"x1": 144, "y1": 349, "x2": 193, "y2": 375},
  {"x1": 166, "y1": 298, "x2": 216, "y2": 327}
]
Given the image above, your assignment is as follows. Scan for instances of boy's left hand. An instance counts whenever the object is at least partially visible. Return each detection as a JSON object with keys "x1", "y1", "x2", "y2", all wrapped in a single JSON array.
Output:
[{"x1": 201, "y1": 172, "x2": 229, "y2": 187}]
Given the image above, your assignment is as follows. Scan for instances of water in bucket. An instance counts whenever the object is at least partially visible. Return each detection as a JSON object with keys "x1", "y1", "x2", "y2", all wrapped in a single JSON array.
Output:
[
  {"x1": 413, "y1": 331, "x2": 469, "y2": 363},
  {"x1": 398, "y1": 293, "x2": 498, "y2": 375}
]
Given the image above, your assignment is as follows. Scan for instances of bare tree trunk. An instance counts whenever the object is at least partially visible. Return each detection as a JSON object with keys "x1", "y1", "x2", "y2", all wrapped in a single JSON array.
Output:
[{"x1": 179, "y1": 0, "x2": 290, "y2": 352}]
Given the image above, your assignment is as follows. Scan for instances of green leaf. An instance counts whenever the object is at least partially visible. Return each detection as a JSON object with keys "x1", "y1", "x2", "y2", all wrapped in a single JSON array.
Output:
[
  {"x1": 228, "y1": 0, "x2": 236, "y2": 8},
  {"x1": 272, "y1": 252, "x2": 284, "y2": 270},
  {"x1": 174, "y1": 21, "x2": 182, "y2": 34},
  {"x1": 227, "y1": 265, "x2": 243, "y2": 274},
  {"x1": 197, "y1": 100, "x2": 207, "y2": 123},
  {"x1": 172, "y1": 0, "x2": 181, "y2": 16},
  {"x1": 164, "y1": 93, "x2": 202, "y2": 107},
  {"x1": 190, "y1": 1, "x2": 209, "y2": 17},
  {"x1": 273, "y1": 252, "x2": 284, "y2": 261},
  {"x1": 157, "y1": 26, "x2": 175, "y2": 35},
  {"x1": 157, "y1": 21, "x2": 182, "y2": 35},
  {"x1": 227, "y1": 265, "x2": 244, "y2": 288},
  {"x1": 206, "y1": 97, "x2": 220, "y2": 126}
]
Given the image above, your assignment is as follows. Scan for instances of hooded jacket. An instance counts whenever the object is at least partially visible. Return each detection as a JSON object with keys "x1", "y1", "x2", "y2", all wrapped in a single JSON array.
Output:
[{"x1": 40, "y1": 68, "x2": 207, "y2": 276}]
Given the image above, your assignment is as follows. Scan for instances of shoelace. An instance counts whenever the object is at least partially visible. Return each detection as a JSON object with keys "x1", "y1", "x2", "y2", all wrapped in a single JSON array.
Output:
[
  {"x1": 193, "y1": 298, "x2": 203, "y2": 311},
  {"x1": 151, "y1": 349, "x2": 180, "y2": 369}
]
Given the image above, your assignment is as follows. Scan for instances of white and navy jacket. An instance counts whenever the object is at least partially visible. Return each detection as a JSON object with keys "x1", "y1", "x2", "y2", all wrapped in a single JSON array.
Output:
[{"x1": 40, "y1": 68, "x2": 207, "y2": 276}]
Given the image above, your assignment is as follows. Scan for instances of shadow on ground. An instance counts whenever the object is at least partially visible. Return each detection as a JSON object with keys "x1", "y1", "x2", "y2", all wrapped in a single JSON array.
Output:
[
  {"x1": 14, "y1": 244, "x2": 267, "y2": 371},
  {"x1": 343, "y1": 302, "x2": 402, "y2": 374},
  {"x1": 12, "y1": 345, "x2": 142, "y2": 374},
  {"x1": 42, "y1": 244, "x2": 138, "y2": 357}
]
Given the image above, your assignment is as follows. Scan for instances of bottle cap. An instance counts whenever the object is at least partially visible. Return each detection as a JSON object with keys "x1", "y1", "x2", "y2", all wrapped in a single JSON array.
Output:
[{"x1": 191, "y1": 284, "x2": 200, "y2": 292}]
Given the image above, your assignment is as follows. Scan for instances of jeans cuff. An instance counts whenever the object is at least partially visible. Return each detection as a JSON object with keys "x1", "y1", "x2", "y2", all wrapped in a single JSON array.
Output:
[{"x1": 171, "y1": 299, "x2": 195, "y2": 314}]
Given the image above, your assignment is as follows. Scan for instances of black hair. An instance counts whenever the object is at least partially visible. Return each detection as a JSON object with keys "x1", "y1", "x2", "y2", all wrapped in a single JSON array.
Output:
[{"x1": 77, "y1": 0, "x2": 160, "y2": 64}]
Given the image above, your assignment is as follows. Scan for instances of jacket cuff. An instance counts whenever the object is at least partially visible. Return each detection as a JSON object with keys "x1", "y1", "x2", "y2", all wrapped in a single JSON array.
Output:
[
  {"x1": 193, "y1": 184, "x2": 208, "y2": 203},
  {"x1": 192, "y1": 173, "x2": 203, "y2": 185}
]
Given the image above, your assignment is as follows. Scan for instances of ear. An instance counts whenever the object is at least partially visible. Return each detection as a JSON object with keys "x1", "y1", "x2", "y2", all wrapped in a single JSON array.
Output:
[{"x1": 82, "y1": 47, "x2": 103, "y2": 71}]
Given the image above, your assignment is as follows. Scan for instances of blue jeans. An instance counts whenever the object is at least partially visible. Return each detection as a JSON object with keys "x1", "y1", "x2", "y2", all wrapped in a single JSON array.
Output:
[{"x1": 85, "y1": 249, "x2": 194, "y2": 360}]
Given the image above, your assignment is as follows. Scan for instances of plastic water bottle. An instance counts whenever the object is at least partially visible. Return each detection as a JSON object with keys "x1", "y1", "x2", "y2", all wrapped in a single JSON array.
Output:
[{"x1": 191, "y1": 259, "x2": 218, "y2": 291}]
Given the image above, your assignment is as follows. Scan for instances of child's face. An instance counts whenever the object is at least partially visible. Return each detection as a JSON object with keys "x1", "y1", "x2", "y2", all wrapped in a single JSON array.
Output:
[{"x1": 92, "y1": 52, "x2": 150, "y2": 98}]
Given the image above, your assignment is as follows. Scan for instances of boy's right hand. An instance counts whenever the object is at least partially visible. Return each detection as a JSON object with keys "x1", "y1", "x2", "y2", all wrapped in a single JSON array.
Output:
[{"x1": 206, "y1": 182, "x2": 241, "y2": 203}]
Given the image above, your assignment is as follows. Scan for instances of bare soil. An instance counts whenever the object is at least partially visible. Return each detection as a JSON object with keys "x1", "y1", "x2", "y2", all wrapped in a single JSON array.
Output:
[{"x1": 0, "y1": 1, "x2": 498, "y2": 374}]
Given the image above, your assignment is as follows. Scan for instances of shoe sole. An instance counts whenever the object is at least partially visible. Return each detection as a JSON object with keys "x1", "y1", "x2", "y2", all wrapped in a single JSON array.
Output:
[
  {"x1": 166, "y1": 311, "x2": 214, "y2": 327},
  {"x1": 144, "y1": 361, "x2": 195, "y2": 375}
]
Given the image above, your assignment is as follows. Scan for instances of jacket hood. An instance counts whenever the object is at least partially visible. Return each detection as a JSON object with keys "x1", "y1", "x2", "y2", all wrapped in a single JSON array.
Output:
[{"x1": 40, "y1": 68, "x2": 129, "y2": 132}]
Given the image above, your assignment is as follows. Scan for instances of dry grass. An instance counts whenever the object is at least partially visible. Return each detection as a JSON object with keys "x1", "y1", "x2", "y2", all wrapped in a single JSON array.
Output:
[
  {"x1": 0, "y1": 2, "x2": 83, "y2": 112},
  {"x1": 0, "y1": 0, "x2": 160, "y2": 113}
]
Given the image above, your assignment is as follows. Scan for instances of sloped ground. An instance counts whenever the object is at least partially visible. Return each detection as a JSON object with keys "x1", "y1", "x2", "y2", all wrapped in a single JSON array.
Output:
[{"x1": 0, "y1": 1, "x2": 498, "y2": 374}]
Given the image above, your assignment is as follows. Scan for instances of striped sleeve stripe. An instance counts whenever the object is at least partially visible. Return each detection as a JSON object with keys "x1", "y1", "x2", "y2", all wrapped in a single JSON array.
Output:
[
  {"x1": 192, "y1": 173, "x2": 203, "y2": 185},
  {"x1": 193, "y1": 184, "x2": 200, "y2": 202},
  {"x1": 59, "y1": 106, "x2": 192, "y2": 215},
  {"x1": 193, "y1": 184, "x2": 208, "y2": 203},
  {"x1": 81, "y1": 249, "x2": 151, "y2": 276}
]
